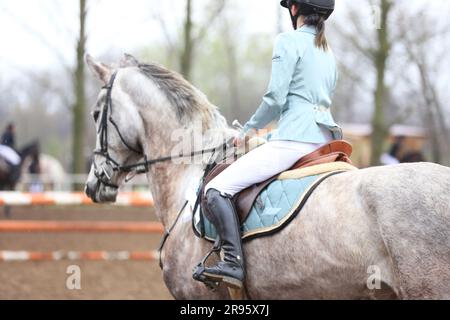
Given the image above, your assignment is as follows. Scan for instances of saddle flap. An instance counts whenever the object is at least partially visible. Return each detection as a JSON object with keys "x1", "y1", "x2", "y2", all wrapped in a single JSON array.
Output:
[{"x1": 234, "y1": 176, "x2": 278, "y2": 224}]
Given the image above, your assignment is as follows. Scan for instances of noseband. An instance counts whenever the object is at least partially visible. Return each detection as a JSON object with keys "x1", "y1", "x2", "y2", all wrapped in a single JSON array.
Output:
[{"x1": 92, "y1": 70, "x2": 232, "y2": 189}]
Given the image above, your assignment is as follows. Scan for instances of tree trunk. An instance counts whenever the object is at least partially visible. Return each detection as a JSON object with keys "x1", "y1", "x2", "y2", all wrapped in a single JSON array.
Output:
[
  {"x1": 423, "y1": 105, "x2": 441, "y2": 164},
  {"x1": 72, "y1": 0, "x2": 87, "y2": 178},
  {"x1": 428, "y1": 83, "x2": 450, "y2": 156},
  {"x1": 223, "y1": 19, "x2": 240, "y2": 121},
  {"x1": 416, "y1": 59, "x2": 449, "y2": 163},
  {"x1": 370, "y1": 0, "x2": 392, "y2": 166},
  {"x1": 181, "y1": 0, "x2": 193, "y2": 81}
]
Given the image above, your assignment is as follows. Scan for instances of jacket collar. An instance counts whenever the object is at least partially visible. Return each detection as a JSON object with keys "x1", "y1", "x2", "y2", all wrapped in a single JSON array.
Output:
[{"x1": 298, "y1": 24, "x2": 317, "y2": 35}]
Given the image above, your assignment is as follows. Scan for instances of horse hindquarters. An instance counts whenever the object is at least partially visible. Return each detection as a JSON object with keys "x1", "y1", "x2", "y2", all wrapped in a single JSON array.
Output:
[
  {"x1": 242, "y1": 169, "x2": 399, "y2": 300},
  {"x1": 360, "y1": 163, "x2": 450, "y2": 299}
]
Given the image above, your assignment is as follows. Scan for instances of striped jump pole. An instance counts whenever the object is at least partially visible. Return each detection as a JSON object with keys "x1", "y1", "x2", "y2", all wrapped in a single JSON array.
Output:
[
  {"x1": 0, "y1": 192, "x2": 154, "y2": 207},
  {"x1": 0, "y1": 221, "x2": 164, "y2": 233},
  {"x1": 0, "y1": 250, "x2": 159, "y2": 262}
]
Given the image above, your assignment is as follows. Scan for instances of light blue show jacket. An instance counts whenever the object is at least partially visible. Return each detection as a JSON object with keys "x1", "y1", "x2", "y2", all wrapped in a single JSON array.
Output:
[{"x1": 243, "y1": 25, "x2": 343, "y2": 144}]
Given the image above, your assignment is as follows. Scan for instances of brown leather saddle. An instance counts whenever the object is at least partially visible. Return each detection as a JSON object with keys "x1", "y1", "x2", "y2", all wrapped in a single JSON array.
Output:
[{"x1": 200, "y1": 140, "x2": 353, "y2": 225}]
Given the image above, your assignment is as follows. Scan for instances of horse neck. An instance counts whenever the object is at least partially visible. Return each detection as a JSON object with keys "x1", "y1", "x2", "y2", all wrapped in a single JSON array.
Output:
[
  {"x1": 146, "y1": 162, "x2": 203, "y2": 228},
  {"x1": 19, "y1": 152, "x2": 30, "y2": 168},
  {"x1": 20, "y1": 145, "x2": 36, "y2": 161},
  {"x1": 20, "y1": 152, "x2": 37, "y2": 171}
]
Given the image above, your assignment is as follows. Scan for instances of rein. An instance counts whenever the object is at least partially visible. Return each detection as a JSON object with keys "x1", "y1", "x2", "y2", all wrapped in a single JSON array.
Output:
[
  {"x1": 157, "y1": 200, "x2": 189, "y2": 270},
  {"x1": 157, "y1": 143, "x2": 230, "y2": 270}
]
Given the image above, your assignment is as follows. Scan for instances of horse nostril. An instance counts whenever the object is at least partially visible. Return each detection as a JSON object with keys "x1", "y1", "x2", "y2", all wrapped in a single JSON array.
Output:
[
  {"x1": 85, "y1": 182, "x2": 96, "y2": 198},
  {"x1": 85, "y1": 185, "x2": 91, "y2": 198}
]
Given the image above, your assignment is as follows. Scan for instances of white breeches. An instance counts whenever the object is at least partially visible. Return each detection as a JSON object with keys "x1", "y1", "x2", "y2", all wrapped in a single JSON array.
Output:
[
  {"x1": 0, "y1": 145, "x2": 21, "y2": 166},
  {"x1": 205, "y1": 139, "x2": 330, "y2": 197}
]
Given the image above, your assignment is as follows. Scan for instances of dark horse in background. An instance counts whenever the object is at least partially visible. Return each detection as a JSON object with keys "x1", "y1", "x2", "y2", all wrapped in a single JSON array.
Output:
[{"x1": 0, "y1": 141, "x2": 40, "y2": 191}]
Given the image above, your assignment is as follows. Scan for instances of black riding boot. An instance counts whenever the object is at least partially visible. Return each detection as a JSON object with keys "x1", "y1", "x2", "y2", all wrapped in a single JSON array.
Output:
[{"x1": 200, "y1": 189, "x2": 245, "y2": 289}]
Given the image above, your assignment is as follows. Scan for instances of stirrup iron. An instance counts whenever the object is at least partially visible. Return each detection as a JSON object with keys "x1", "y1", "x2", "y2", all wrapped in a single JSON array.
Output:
[{"x1": 192, "y1": 237, "x2": 222, "y2": 290}]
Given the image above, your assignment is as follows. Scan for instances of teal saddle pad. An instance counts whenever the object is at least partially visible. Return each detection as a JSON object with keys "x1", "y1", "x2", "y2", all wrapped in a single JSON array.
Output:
[{"x1": 194, "y1": 171, "x2": 343, "y2": 242}]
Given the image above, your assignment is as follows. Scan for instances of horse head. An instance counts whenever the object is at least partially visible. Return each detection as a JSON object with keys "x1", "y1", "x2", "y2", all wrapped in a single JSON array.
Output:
[{"x1": 84, "y1": 54, "x2": 231, "y2": 205}]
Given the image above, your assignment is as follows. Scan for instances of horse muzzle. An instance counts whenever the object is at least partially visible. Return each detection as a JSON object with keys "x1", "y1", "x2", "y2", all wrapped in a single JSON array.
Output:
[{"x1": 85, "y1": 176, "x2": 118, "y2": 204}]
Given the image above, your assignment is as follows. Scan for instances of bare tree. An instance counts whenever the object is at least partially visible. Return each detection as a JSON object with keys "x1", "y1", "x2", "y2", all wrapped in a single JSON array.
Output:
[
  {"x1": 399, "y1": 12, "x2": 450, "y2": 163},
  {"x1": 3, "y1": 1, "x2": 90, "y2": 175},
  {"x1": 222, "y1": 16, "x2": 240, "y2": 120},
  {"x1": 180, "y1": 0, "x2": 226, "y2": 80},
  {"x1": 370, "y1": 0, "x2": 393, "y2": 165},
  {"x1": 72, "y1": 0, "x2": 88, "y2": 176},
  {"x1": 181, "y1": 0, "x2": 194, "y2": 79},
  {"x1": 152, "y1": 0, "x2": 227, "y2": 80},
  {"x1": 334, "y1": 0, "x2": 395, "y2": 165}
]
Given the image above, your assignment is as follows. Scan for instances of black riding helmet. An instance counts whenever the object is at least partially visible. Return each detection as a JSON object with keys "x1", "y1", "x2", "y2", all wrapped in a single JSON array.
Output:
[{"x1": 280, "y1": 0, "x2": 335, "y2": 29}]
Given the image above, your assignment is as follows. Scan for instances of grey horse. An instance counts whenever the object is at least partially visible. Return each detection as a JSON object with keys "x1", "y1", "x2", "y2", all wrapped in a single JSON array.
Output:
[{"x1": 85, "y1": 54, "x2": 450, "y2": 300}]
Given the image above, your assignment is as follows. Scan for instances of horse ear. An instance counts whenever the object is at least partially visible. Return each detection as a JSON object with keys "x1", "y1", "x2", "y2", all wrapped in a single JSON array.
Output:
[
  {"x1": 86, "y1": 54, "x2": 111, "y2": 85},
  {"x1": 120, "y1": 53, "x2": 140, "y2": 68}
]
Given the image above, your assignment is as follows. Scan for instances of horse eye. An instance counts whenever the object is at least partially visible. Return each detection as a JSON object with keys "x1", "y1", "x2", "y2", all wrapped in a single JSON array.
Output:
[{"x1": 92, "y1": 111, "x2": 100, "y2": 122}]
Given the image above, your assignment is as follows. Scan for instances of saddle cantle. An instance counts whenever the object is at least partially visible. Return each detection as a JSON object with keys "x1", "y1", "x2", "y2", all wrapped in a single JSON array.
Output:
[{"x1": 199, "y1": 140, "x2": 354, "y2": 229}]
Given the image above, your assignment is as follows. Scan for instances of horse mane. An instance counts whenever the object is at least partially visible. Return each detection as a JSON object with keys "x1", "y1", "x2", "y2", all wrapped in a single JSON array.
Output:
[{"x1": 137, "y1": 63, "x2": 227, "y2": 129}]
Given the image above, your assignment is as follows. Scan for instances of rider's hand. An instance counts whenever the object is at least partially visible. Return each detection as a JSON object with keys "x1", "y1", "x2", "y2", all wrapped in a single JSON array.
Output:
[
  {"x1": 233, "y1": 135, "x2": 245, "y2": 147},
  {"x1": 233, "y1": 129, "x2": 256, "y2": 147}
]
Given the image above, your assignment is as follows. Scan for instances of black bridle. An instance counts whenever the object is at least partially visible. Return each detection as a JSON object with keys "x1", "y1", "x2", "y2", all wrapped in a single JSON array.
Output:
[
  {"x1": 92, "y1": 70, "x2": 231, "y2": 189},
  {"x1": 93, "y1": 71, "x2": 142, "y2": 189}
]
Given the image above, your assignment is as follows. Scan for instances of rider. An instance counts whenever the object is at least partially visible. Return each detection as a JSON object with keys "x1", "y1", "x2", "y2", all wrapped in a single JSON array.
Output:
[
  {"x1": 380, "y1": 136, "x2": 404, "y2": 166},
  {"x1": 1, "y1": 123, "x2": 16, "y2": 150},
  {"x1": 0, "y1": 123, "x2": 20, "y2": 166},
  {"x1": 0, "y1": 123, "x2": 21, "y2": 185},
  {"x1": 195, "y1": 0, "x2": 341, "y2": 289}
]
